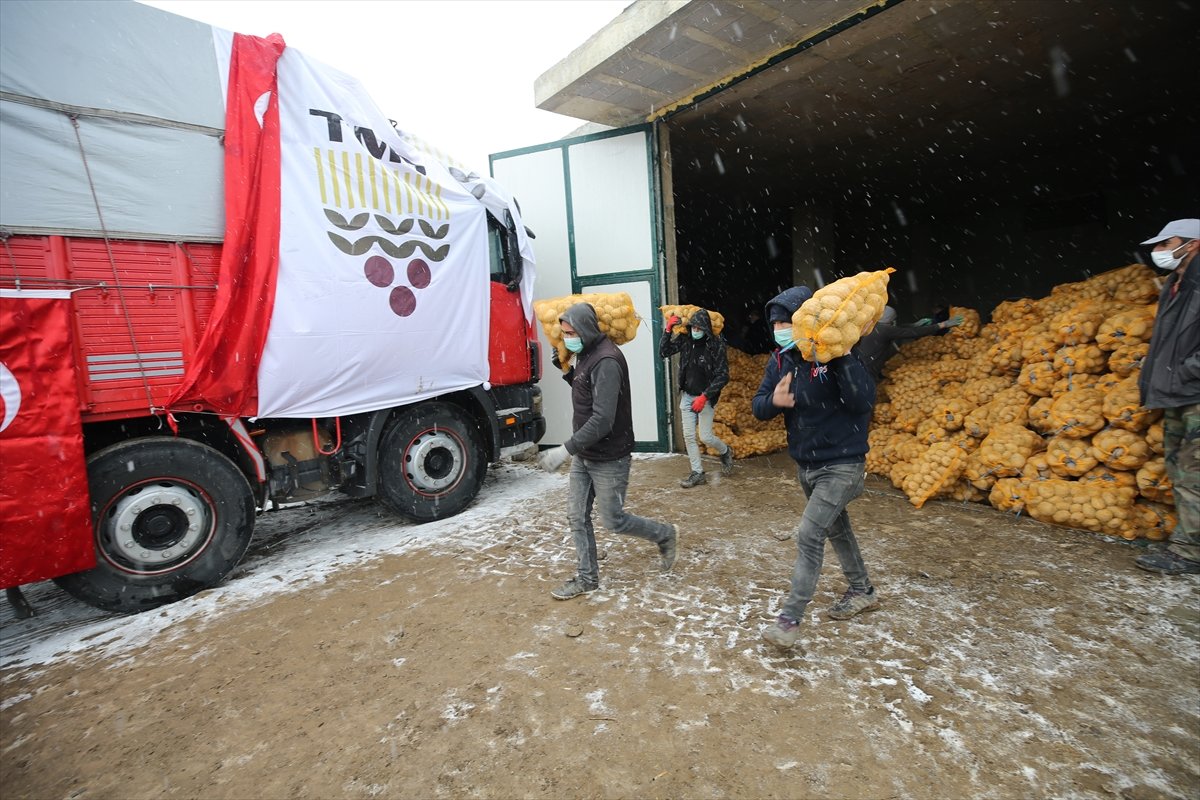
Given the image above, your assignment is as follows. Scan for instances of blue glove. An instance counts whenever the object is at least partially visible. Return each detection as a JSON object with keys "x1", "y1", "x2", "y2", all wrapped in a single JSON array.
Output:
[
  {"x1": 944, "y1": 314, "x2": 965, "y2": 328},
  {"x1": 914, "y1": 317, "x2": 933, "y2": 326},
  {"x1": 538, "y1": 445, "x2": 570, "y2": 472}
]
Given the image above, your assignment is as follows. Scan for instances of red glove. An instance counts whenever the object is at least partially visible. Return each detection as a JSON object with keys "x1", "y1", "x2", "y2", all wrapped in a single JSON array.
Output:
[
  {"x1": 666, "y1": 315, "x2": 681, "y2": 331},
  {"x1": 690, "y1": 395, "x2": 708, "y2": 413}
]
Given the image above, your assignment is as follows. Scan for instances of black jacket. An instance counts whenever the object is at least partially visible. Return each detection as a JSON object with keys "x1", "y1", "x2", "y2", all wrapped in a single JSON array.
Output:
[
  {"x1": 1139, "y1": 257, "x2": 1200, "y2": 409},
  {"x1": 854, "y1": 321, "x2": 943, "y2": 380},
  {"x1": 559, "y1": 303, "x2": 635, "y2": 461},
  {"x1": 659, "y1": 308, "x2": 729, "y2": 405}
]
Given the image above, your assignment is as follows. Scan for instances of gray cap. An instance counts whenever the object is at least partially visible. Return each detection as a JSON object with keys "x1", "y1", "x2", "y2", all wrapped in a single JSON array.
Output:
[{"x1": 1140, "y1": 218, "x2": 1200, "y2": 245}]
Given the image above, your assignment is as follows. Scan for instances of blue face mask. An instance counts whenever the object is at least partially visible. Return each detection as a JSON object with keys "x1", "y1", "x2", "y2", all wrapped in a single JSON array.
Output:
[
  {"x1": 691, "y1": 329, "x2": 705, "y2": 340},
  {"x1": 563, "y1": 336, "x2": 583, "y2": 354},
  {"x1": 773, "y1": 328, "x2": 794, "y2": 350}
]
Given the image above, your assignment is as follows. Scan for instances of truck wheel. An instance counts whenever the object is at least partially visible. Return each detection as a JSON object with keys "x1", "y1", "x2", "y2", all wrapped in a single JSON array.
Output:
[
  {"x1": 376, "y1": 402, "x2": 487, "y2": 522},
  {"x1": 54, "y1": 437, "x2": 256, "y2": 613}
]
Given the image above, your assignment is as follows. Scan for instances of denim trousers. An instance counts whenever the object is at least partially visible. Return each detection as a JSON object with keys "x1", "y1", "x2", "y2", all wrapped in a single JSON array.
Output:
[
  {"x1": 1163, "y1": 403, "x2": 1200, "y2": 562},
  {"x1": 680, "y1": 392, "x2": 729, "y2": 473},
  {"x1": 780, "y1": 461, "x2": 872, "y2": 622},
  {"x1": 567, "y1": 454, "x2": 673, "y2": 586}
]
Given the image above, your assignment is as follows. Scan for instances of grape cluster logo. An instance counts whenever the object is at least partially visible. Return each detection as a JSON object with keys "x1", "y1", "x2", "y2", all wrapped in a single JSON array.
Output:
[{"x1": 314, "y1": 145, "x2": 452, "y2": 317}]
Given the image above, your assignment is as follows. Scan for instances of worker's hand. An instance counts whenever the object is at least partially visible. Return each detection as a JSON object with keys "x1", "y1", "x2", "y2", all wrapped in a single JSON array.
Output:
[
  {"x1": 690, "y1": 395, "x2": 708, "y2": 413},
  {"x1": 537, "y1": 445, "x2": 570, "y2": 472},
  {"x1": 551, "y1": 349, "x2": 562, "y2": 370},
  {"x1": 772, "y1": 371, "x2": 796, "y2": 408},
  {"x1": 914, "y1": 317, "x2": 933, "y2": 326},
  {"x1": 942, "y1": 314, "x2": 965, "y2": 329},
  {"x1": 666, "y1": 315, "x2": 681, "y2": 332}
]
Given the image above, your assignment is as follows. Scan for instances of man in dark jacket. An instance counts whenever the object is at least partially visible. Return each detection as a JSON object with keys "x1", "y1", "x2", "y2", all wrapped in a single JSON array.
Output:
[
  {"x1": 660, "y1": 308, "x2": 733, "y2": 487},
  {"x1": 752, "y1": 286, "x2": 880, "y2": 651},
  {"x1": 537, "y1": 303, "x2": 678, "y2": 600},
  {"x1": 1133, "y1": 218, "x2": 1200, "y2": 576},
  {"x1": 854, "y1": 305, "x2": 964, "y2": 380}
]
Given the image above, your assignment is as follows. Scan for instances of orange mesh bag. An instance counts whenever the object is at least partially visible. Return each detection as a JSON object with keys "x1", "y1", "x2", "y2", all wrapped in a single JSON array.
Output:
[
  {"x1": 1102, "y1": 375, "x2": 1161, "y2": 432},
  {"x1": 1106, "y1": 264, "x2": 1162, "y2": 304},
  {"x1": 961, "y1": 377, "x2": 1013, "y2": 408},
  {"x1": 992, "y1": 298, "x2": 1041, "y2": 326},
  {"x1": 659, "y1": 304, "x2": 725, "y2": 336},
  {"x1": 1051, "y1": 300, "x2": 1116, "y2": 345},
  {"x1": 964, "y1": 402, "x2": 994, "y2": 439},
  {"x1": 866, "y1": 428, "x2": 894, "y2": 475},
  {"x1": 946, "y1": 306, "x2": 981, "y2": 338},
  {"x1": 535, "y1": 292, "x2": 640, "y2": 371},
  {"x1": 1021, "y1": 452, "x2": 1055, "y2": 481},
  {"x1": 916, "y1": 418, "x2": 950, "y2": 446},
  {"x1": 1108, "y1": 342, "x2": 1149, "y2": 377},
  {"x1": 1045, "y1": 435, "x2": 1098, "y2": 477},
  {"x1": 1078, "y1": 465, "x2": 1138, "y2": 489},
  {"x1": 988, "y1": 386, "x2": 1032, "y2": 428},
  {"x1": 1028, "y1": 396, "x2": 1058, "y2": 435},
  {"x1": 901, "y1": 441, "x2": 968, "y2": 508},
  {"x1": 1136, "y1": 458, "x2": 1174, "y2": 503},
  {"x1": 890, "y1": 460, "x2": 918, "y2": 490},
  {"x1": 1048, "y1": 387, "x2": 1106, "y2": 438},
  {"x1": 948, "y1": 480, "x2": 986, "y2": 503},
  {"x1": 965, "y1": 449, "x2": 998, "y2": 490},
  {"x1": 978, "y1": 423, "x2": 1044, "y2": 477},
  {"x1": 1023, "y1": 479, "x2": 1136, "y2": 536},
  {"x1": 1090, "y1": 428, "x2": 1151, "y2": 471},
  {"x1": 989, "y1": 478, "x2": 1027, "y2": 513},
  {"x1": 1131, "y1": 501, "x2": 1177, "y2": 542},
  {"x1": 793, "y1": 268, "x2": 894, "y2": 363},
  {"x1": 987, "y1": 336, "x2": 1025, "y2": 377},
  {"x1": 1017, "y1": 361, "x2": 1057, "y2": 397},
  {"x1": 1146, "y1": 421, "x2": 1164, "y2": 455},
  {"x1": 1053, "y1": 344, "x2": 1108, "y2": 376},
  {"x1": 935, "y1": 398, "x2": 972, "y2": 432},
  {"x1": 1021, "y1": 328, "x2": 1059, "y2": 364},
  {"x1": 1096, "y1": 305, "x2": 1156, "y2": 351}
]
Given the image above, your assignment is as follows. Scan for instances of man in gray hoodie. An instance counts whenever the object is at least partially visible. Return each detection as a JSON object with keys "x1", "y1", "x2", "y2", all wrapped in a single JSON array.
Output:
[{"x1": 538, "y1": 303, "x2": 678, "y2": 600}]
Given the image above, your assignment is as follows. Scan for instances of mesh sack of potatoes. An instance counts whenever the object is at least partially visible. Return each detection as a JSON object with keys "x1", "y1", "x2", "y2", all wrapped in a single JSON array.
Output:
[
  {"x1": 948, "y1": 480, "x2": 987, "y2": 503},
  {"x1": 989, "y1": 386, "x2": 1033, "y2": 428},
  {"x1": 1102, "y1": 375, "x2": 1161, "y2": 432},
  {"x1": 659, "y1": 304, "x2": 725, "y2": 336},
  {"x1": 1146, "y1": 421, "x2": 1164, "y2": 455},
  {"x1": 916, "y1": 418, "x2": 950, "y2": 446},
  {"x1": 901, "y1": 441, "x2": 969, "y2": 508},
  {"x1": 1018, "y1": 361, "x2": 1058, "y2": 397},
  {"x1": 929, "y1": 358, "x2": 973, "y2": 384},
  {"x1": 986, "y1": 336, "x2": 1026, "y2": 376},
  {"x1": 534, "y1": 292, "x2": 640, "y2": 369},
  {"x1": 890, "y1": 460, "x2": 918, "y2": 490},
  {"x1": 1090, "y1": 428, "x2": 1152, "y2": 471},
  {"x1": 1021, "y1": 328, "x2": 1059, "y2": 364},
  {"x1": 793, "y1": 268, "x2": 894, "y2": 363},
  {"x1": 1048, "y1": 387, "x2": 1107, "y2": 438},
  {"x1": 1136, "y1": 458, "x2": 1174, "y2": 503},
  {"x1": 1053, "y1": 344, "x2": 1108, "y2": 376},
  {"x1": 946, "y1": 306, "x2": 982, "y2": 338},
  {"x1": 1108, "y1": 342, "x2": 1149, "y2": 378},
  {"x1": 961, "y1": 377, "x2": 1013, "y2": 408},
  {"x1": 935, "y1": 398, "x2": 972, "y2": 432},
  {"x1": 989, "y1": 478, "x2": 1027, "y2": 513},
  {"x1": 866, "y1": 428, "x2": 896, "y2": 474},
  {"x1": 1023, "y1": 479, "x2": 1136, "y2": 536},
  {"x1": 1096, "y1": 304, "x2": 1156, "y2": 351},
  {"x1": 1051, "y1": 300, "x2": 1119, "y2": 345},
  {"x1": 1078, "y1": 464, "x2": 1139, "y2": 489},
  {"x1": 965, "y1": 449, "x2": 1000, "y2": 490},
  {"x1": 883, "y1": 433, "x2": 925, "y2": 467},
  {"x1": 1106, "y1": 264, "x2": 1162, "y2": 304},
  {"x1": 978, "y1": 423, "x2": 1044, "y2": 477},
  {"x1": 1021, "y1": 452, "x2": 1055, "y2": 482},
  {"x1": 992, "y1": 298, "x2": 1041, "y2": 326},
  {"x1": 873, "y1": 402, "x2": 895, "y2": 426},
  {"x1": 963, "y1": 402, "x2": 995, "y2": 439},
  {"x1": 1045, "y1": 435, "x2": 1099, "y2": 477},
  {"x1": 1131, "y1": 501, "x2": 1177, "y2": 542},
  {"x1": 1028, "y1": 396, "x2": 1058, "y2": 435}
]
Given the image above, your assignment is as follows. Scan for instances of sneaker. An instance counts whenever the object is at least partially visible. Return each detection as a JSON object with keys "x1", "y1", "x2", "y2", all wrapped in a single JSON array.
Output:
[
  {"x1": 828, "y1": 586, "x2": 880, "y2": 620},
  {"x1": 720, "y1": 446, "x2": 735, "y2": 474},
  {"x1": 680, "y1": 471, "x2": 706, "y2": 488},
  {"x1": 762, "y1": 615, "x2": 801, "y2": 650},
  {"x1": 658, "y1": 525, "x2": 678, "y2": 573},
  {"x1": 1135, "y1": 550, "x2": 1200, "y2": 576},
  {"x1": 551, "y1": 577, "x2": 598, "y2": 600}
]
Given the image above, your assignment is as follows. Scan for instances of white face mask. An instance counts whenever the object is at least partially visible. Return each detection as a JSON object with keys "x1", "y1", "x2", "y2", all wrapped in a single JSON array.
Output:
[{"x1": 1151, "y1": 242, "x2": 1188, "y2": 270}]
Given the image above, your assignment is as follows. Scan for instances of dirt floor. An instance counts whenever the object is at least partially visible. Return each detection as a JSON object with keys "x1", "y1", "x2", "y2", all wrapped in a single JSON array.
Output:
[{"x1": 2, "y1": 454, "x2": 1198, "y2": 800}]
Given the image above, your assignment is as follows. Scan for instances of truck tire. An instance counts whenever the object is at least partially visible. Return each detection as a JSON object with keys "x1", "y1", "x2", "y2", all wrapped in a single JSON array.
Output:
[
  {"x1": 54, "y1": 437, "x2": 256, "y2": 613},
  {"x1": 376, "y1": 402, "x2": 487, "y2": 522}
]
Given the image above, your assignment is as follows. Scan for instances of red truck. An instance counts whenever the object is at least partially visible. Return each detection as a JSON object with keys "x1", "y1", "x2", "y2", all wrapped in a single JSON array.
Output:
[{"x1": 0, "y1": 1, "x2": 545, "y2": 613}]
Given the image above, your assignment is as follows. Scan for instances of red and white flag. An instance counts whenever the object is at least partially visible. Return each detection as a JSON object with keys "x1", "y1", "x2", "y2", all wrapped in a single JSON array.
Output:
[
  {"x1": 171, "y1": 33, "x2": 492, "y2": 419},
  {"x1": 0, "y1": 290, "x2": 95, "y2": 588}
]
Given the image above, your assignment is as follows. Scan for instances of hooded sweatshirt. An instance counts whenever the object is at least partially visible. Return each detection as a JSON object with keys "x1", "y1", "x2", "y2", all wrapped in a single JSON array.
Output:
[
  {"x1": 658, "y1": 307, "x2": 730, "y2": 404},
  {"x1": 558, "y1": 303, "x2": 635, "y2": 460},
  {"x1": 752, "y1": 287, "x2": 876, "y2": 467}
]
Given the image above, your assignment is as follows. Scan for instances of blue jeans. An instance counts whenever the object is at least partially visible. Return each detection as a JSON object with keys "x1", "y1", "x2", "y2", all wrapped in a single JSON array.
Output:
[
  {"x1": 780, "y1": 461, "x2": 872, "y2": 622},
  {"x1": 567, "y1": 455, "x2": 673, "y2": 586},
  {"x1": 680, "y1": 392, "x2": 729, "y2": 473}
]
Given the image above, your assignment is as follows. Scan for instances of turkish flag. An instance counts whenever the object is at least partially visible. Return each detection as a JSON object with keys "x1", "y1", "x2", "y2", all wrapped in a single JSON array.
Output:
[{"x1": 0, "y1": 290, "x2": 95, "y2": 588}]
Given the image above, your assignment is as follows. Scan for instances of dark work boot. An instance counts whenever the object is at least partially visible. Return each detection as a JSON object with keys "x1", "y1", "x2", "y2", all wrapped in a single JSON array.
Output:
[
  {"x1": 680, "y1": 471, "x2": 706, "y2": 488},
  {"x1": 720, "y1": 446, "x2": 735, "y2": 474},
  {"x1": 1136, "y1": 550, "x2": 1200, "y2": 576}
]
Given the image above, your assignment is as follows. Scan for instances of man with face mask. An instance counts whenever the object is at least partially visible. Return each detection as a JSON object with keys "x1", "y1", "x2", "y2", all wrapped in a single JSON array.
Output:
[
  {"x1": 753, "y1": 286, "x2": 880, "y2": 652},
  {"x1": 1134, "y1": 218, "x2": 1200, "y2": 576},
  {"x1": 538, "y1": 303, "x2": 678, "y2": 599},
  {"x1": 854, "y1": 305, "x2": 964, "y2": 381},
  {"x1": 660, "y1": 308, "x2": 733, "y2": 488}
]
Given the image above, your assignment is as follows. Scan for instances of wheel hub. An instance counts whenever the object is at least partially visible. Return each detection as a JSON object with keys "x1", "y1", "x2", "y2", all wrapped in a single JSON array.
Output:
[
  {"x1": 406, "y1": 431, "x2": 463, "y2": 492},
  {"x1": 108, "y1": 485, "x2": 209, "y2": 566}
]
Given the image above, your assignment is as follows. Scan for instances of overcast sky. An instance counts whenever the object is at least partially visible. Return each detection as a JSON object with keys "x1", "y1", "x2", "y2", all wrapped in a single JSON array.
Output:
[{"x1": 140, "y1": 0, "x2": 630, "y2": 171}]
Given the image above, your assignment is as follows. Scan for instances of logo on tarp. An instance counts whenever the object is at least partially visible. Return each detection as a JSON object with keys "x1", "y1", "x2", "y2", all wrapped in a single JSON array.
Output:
[{"x1": 310, "y1": 112, "x2": 452, "y2": 317}]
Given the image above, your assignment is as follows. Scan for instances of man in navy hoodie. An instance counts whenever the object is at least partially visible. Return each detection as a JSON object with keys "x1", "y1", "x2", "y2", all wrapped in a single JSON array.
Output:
[{"x1": 752, "y1": 286, "x2": 880, "y2": 651}]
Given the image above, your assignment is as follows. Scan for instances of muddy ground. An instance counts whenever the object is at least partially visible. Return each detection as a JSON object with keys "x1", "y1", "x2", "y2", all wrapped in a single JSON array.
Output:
[{"x1": 1, "y1": 454, "x2": 1198, "y2": 800}]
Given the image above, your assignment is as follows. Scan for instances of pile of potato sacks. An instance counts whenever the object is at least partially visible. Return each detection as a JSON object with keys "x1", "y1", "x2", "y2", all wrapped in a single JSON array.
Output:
[
  {"x1": 704, "y1": 263, "x2": 1174, "y2": 542},
  {"x1": 869, "y1": 262, "x2": 1175, "y2": 542}
]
